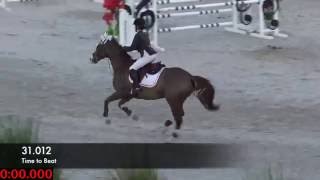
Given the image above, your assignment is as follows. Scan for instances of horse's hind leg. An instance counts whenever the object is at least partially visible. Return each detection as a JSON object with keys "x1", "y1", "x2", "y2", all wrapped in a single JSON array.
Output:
[
  {"x1": 103, "y1": 92, "x2": 123, "y2": 117},
  {"x1": 118, "y1": 96, "x2": 133, "y2": 116},
  {"x1": 166, "y1": 98, "x2": 185, "y2": 130}
]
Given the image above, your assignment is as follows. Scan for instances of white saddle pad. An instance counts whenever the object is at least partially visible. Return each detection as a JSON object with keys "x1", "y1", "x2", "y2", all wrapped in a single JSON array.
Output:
[{"x1": 129, "y1": 67, "x2": 165, "y2": 88}]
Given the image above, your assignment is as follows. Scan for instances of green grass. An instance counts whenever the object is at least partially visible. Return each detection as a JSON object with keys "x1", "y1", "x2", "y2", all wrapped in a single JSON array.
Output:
[
  {"x1": 109, "y1": 169, "x2": 159, "y2": 180},
  {"x1": 0, "y1": 115, "x2": 63, "y2": 180},
  {"x1": 0, "y1": 115, "x2": 39, "y2": 143},
  {"x1": 53, "y1": 169, "x2": 62, "y2": 180}
]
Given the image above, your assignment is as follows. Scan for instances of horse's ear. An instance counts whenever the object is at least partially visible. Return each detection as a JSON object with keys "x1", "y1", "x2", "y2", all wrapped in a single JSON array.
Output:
[{"x1": 100, "y1": 32, "x2": 114, "y2": 44}]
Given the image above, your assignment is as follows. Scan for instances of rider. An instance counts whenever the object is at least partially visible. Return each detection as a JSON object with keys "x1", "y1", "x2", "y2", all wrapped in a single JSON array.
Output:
[{"x1": 123, "y1": 18, "x2": 160, "y2": 95}]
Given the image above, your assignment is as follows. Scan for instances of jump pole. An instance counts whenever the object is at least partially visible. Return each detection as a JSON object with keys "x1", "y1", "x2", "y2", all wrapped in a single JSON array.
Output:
[
  {"x1": 157, "y1": 0, "x2": 201, "y2": 5},
  {"x1": 157, "y1": 8, "x2": 232, "y2": 19},
  {"x1": 1, "y1": 0, "x2": 39, "y2": 11},
  {"x1": 158, "y1": 22, "x2": 233, "y2": 32},
  {"x1": 0, "y1": 0, "x2": 6, "y2": 9},
  {"x1": 158, "y1": 0, "x2": 259, "y2": 12}
]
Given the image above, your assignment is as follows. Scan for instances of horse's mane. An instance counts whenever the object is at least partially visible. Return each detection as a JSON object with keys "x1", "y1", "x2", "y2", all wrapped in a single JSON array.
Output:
[{"x1": 112, "y1": 38, "x2": 133, "y2": 61}]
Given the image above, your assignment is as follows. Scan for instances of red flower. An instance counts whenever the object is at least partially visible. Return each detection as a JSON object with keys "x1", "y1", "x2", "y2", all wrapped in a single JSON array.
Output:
[
  {"x1": 103, "y1": 11, "x2": 114, "y2": 24},
  {"x1": 103, "y1": 0, "x2": 125, "y2": 10},
  {"x1": 102, "y1": 0, "x2": 126, "y2": 25}
]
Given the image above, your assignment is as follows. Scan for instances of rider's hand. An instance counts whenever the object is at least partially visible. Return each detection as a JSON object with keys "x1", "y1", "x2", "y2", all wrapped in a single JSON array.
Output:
[
  {"x1": 159, "y1": 47, "x2": 165, "y2": 52},
  {"x1": 151, "y1": 42, "x2": 165, "y2": 52}
]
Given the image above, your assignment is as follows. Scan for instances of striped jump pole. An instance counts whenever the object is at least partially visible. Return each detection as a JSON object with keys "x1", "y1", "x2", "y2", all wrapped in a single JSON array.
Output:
[
  {"x1": 7, "y1": 0, "x2": 38, "y2": 2},
  {"x1": 91, "y1": 0, "x2": 103, "y2": 3},
  {"x1": 157, "y1": 8, "x2": 232, "y2": 18},
  {"x1": 158, "y1": 21, "x2": 232, "y2": 33},
  {"x1": 0, "y1": 0, "x2": 7, "y2": 10},
  {"x1": 1, "y1": 0, "x2": 39, "y2": 11},
  {"x1": 156, "y1": 0, "x2": 201, "y2": 5},
  {"x1": 158, "y1": 0, "x2": 259, "y2": 12},
  {"x1": 130, "y1": 0, "x2": 202, "y2": 6}
]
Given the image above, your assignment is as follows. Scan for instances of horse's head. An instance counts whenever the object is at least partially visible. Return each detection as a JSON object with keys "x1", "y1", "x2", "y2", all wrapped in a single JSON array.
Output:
[{"x1": 90, "y1": 34, "x2": 119, "y2": 64}]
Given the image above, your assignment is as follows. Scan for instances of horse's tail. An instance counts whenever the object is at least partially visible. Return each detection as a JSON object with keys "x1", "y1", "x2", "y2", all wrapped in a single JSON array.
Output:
[{"x1": 191, "y1": 76, "x2": 220, "y2": 111}]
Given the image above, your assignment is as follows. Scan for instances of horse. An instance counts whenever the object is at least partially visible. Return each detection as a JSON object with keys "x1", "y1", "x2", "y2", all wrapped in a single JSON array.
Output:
[{"x1": 90, "y1": 36, "x2": 219, "y2": 136}]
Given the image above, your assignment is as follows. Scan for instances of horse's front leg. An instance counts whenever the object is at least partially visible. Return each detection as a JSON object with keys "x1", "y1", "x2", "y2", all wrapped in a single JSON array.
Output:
[
  {"x1": 103, "y1": 91, "x2": 123, "y2": 117},
  {"x1": 118, "y1": 96, "x2": 133, "y2": 116}
]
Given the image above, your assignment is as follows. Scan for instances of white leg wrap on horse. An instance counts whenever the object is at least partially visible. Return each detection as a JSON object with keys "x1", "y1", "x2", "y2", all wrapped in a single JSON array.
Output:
[{"x1": 129, "y1": 54, "x2": 157, "y2": 70}]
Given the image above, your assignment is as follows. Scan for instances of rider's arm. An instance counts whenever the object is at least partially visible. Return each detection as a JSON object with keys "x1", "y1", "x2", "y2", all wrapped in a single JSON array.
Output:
[
  {"x1": 140, "y1": 33, "x2": 157, "y2": 55},
  {"x1": 123, "y1": 33, "x2": 140, "y2": 52}
]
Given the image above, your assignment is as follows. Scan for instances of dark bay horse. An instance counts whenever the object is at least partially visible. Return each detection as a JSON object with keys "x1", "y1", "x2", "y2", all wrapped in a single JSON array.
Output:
[{"x1": 90, "y1": 36, "x2": 219, "y2": 133}]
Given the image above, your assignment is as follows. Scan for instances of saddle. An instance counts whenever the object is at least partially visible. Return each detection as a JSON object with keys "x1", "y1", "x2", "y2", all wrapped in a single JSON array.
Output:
[{"x1": 133, "y1": 60, "x2": 166, "y2": 82}]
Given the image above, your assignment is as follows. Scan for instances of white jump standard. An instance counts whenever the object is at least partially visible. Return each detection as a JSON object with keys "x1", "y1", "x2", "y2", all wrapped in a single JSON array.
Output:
[
  {"x1": 118, "y1": 0, "x2": 288, "y2": 45},
  {"x1": 225, "y1": 0, "x2": 288, "y2": 39}
]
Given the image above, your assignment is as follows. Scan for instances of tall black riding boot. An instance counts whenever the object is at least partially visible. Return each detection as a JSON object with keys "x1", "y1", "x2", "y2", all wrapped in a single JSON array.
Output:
[{"x1": 129, "y1": 69, "x2": 141, "y2": 95}]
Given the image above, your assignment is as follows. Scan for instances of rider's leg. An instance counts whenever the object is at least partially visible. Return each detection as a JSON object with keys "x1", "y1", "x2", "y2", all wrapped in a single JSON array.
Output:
[
  {"x1": 129, "y1": 53, "x2": 157, "y2": 93},
  {"x1": 129, "y1": 53, "x2": 157, "y2": 70},
  {"x1": 129, "y1": 69, "x2": 140, "y2": 94}
]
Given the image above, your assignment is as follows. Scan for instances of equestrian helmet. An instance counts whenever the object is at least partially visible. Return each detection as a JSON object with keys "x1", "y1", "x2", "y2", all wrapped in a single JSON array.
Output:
[{"x1": 133, "y1": 18, "x2": 145, "y2": 29}]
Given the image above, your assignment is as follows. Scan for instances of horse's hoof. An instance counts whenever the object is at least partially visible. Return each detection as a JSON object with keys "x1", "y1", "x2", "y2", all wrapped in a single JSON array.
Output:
[
  {"x1": 172, "y1": 132, "x2": 179, "y2": 138},
  {"x1": 161, "y1": 127, "x2": 169, "y2": 135},
  {"x1": 105, "y1": 119, "x2": 111, "y2": 125},
  {"x1": 122, "y1": 107, "x2": 132, "y2": 116},
  {"x1": 207, "y1": 103, "x2": 220, "y2": 111},
  {"x1": 164, "y1": 120, "x2": 173, "y2": 127},
  {"x1": 211, "y1": 104, "x2": 220, "y2": 111},
  {"x1": 132, "y1": 114, "x2": 139, "y2": 121}
]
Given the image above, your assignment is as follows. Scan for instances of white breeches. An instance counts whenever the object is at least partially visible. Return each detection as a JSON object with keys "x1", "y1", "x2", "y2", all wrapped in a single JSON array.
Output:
[
  {"x1": 127, "y1": 43, "x2": 165, "y2": 70},
  {"x1": 129, "y1": 51, "x2": 159, "y2": 70}
]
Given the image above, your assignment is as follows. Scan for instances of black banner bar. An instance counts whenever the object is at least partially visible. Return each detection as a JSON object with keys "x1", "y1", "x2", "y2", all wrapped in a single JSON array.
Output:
[{"x1": 0, "y1": 144, "x2": 244, "y2": 168}]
